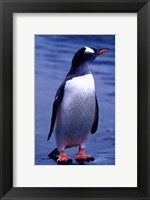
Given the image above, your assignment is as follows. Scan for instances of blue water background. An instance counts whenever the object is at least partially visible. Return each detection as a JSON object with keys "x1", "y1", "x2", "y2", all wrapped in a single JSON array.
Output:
[{"x1": 35, "y1": 35, "x2": 115, "y2": 165}]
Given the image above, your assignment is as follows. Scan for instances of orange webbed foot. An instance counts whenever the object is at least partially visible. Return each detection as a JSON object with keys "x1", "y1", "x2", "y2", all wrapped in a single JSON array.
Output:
[
  {"x1": 75, "y1": 148, "x2": 94, "y2": 161},
  {"x1": 57, "y1": 151, "x2": 72, "y2": 164}
]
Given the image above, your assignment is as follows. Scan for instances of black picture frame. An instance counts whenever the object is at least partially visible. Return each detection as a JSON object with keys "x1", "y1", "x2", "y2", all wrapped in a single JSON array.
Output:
[{"x1": 0, "y1": 0, "x2": 150, "y2": 199}]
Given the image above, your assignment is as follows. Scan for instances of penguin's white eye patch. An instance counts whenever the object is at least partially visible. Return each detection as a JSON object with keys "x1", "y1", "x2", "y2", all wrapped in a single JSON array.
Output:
[{"x1": 84, "y1": 47, "x2": 94, "y2": 54}]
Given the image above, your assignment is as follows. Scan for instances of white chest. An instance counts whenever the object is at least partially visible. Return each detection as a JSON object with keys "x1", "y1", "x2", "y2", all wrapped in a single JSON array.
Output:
[
  {"x1": 65, "y1": 74, "x2": 95, "y2": 97},
  {"x1": 55, "y1": 74, "x2": 96, "y2": 148}
]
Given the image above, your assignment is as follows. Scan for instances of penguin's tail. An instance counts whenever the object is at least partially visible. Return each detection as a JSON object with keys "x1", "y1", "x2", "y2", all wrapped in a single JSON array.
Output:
[{"x1": 48, "y1": 148, "x2": 59, "y2": 161}]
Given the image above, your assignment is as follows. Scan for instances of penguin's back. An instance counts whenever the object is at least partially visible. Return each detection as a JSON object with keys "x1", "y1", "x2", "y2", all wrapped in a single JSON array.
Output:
[{"x1": 54, "y1": 73, "x2": 95, "y2": 149}]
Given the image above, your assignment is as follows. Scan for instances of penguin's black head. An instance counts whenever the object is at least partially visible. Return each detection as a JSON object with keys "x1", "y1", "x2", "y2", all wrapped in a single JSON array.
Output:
[
  {"x1": 68, "y1": 46, "x2": 108, "y2": 76},
  {"x1": 71, "y1": 46, "x2": 108, "y2": 67}
]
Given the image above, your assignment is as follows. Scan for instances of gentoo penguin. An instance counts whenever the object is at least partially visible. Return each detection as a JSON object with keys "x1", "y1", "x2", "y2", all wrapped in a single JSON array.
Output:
[{"x1": 47, "y1": 46, "x2": 108, "y2": 164}]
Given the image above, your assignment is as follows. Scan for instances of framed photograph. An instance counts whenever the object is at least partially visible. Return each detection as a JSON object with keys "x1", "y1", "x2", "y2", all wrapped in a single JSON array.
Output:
[
  {"x1": 0, "y1": 0, "x2": 150, "y2": 199},
  {"x1": 35, "y1": 34, "x2": 115, "y2": 167}
]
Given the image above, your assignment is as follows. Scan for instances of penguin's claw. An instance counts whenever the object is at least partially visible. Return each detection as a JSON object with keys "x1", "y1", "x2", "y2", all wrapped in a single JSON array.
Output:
[
  {"x1": 75, "y1": 148, "x2": 94, "y2": 161},
  {"x1": 57, "y1": 151, "x2": 72, "y2": 164},
  {"x1": 75, "y1": 154, "x2": 94, "y2": 161}
]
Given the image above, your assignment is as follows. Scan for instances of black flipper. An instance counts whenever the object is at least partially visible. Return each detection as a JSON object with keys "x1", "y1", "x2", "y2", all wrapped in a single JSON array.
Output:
[
  {"x1": 47, "y1": 82, "x2": 65, "y2": 141},
  {"x1": 91, "y1": 95, "x2": 99, "y2": 134}
]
